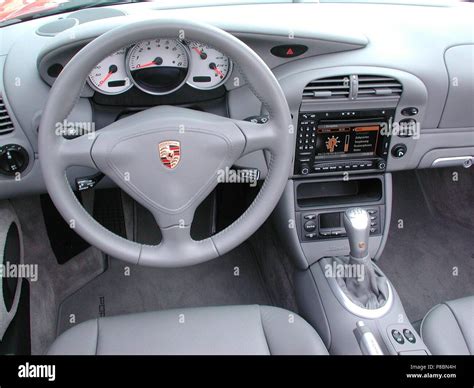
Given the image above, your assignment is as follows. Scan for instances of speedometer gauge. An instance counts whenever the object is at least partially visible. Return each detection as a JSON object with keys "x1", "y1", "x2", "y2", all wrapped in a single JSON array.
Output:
[
  {"x1": 88, "y1": 48, "x2": 132, "y2": 95},
  {"x1": 186, "y1": 41, "x2": 232, "y2": 90},
  {"x1": 127, "y1": 39, "x2": 189, "y2": 95}
]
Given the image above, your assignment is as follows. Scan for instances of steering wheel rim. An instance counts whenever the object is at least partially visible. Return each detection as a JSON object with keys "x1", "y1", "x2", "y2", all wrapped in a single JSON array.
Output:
[{"x1": 38, "y1": 19, "x2": 293, "y2": 267}]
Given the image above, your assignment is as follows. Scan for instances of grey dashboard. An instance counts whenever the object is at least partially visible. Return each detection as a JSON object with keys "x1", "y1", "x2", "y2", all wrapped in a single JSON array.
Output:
[{"x1": 0, "y1": 2, "x2": 473, "y2": 199}]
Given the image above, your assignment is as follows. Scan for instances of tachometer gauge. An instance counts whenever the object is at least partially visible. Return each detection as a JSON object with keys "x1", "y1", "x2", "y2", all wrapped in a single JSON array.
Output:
[
  {"x1": 127, "y1": 39, "x2": 189, "y2": 95},
  {"x1": 186, "y1": 41, "x2": 232, "y2": 90},
  {"x1": 88, "y1": 48, "x2": 132, "y2": 95}
]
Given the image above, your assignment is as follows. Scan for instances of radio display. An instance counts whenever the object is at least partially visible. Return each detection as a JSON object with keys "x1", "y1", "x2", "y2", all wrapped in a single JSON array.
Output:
[{"x1": 314, "y1": 123, "x2": 381, "y2": 159}]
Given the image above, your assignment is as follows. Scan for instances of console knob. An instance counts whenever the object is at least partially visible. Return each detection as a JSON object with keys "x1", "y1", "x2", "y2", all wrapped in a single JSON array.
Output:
[
  {"x1": 377, "y1": 161, "x2": 386, "y2": 170},
  {"x1": 300, "y1": 163, "x2": 310, "y2": 175},
  {"x1": 0, "y1": 144, "x2": 29, "y2": 176},
  {"x1": 391, "y1": 144, "x2": 407, "y2": 158}
]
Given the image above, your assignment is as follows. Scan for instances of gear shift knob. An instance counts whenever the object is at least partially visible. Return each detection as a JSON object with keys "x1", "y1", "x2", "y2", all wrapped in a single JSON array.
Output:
[{"x1": 343, "y1": 208, "x2": 370, "y2": 259}]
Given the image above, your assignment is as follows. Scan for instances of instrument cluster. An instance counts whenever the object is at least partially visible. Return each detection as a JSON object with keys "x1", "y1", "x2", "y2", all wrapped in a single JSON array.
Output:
[{"x1": 88, "y1": 38, "x2": 232, "y2": 95}]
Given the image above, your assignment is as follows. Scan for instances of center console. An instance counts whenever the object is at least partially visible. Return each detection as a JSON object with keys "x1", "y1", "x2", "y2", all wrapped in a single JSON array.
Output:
[{"x1": 274, "y1": 103, "x2": 431, "y2": 355}]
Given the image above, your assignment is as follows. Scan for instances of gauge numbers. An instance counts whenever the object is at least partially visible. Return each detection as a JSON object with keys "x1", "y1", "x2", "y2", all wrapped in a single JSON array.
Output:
[
  {"x1": 127, "y1": 39, "x2": 189, "y2": 95},
  {"x1": 186, "y1": 41, "x2": 232, "y2": 90},
  {"x1": 88, "y1": 48, "x2": 131, "y2": 95}
]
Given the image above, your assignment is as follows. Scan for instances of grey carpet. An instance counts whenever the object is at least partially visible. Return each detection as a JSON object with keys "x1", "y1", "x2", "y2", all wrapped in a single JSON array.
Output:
[
  {"x1": 57, "y1": 241, "x2": 273, "y2": 336},
  {"x1": 11, "y1": 196, "x2": 106, "y2": 355},
  {"x1": 379, "y1": 169, "x2": 474, "y2": 323}
]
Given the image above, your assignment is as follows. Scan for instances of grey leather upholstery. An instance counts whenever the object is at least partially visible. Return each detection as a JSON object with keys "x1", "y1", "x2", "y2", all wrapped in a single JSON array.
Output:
[
  {"x1": 47, "y1": 305, "x2": 328, "y2": 355},
  {"x1": 421, "y1": 296, "x2": 474, "y2": 355}
]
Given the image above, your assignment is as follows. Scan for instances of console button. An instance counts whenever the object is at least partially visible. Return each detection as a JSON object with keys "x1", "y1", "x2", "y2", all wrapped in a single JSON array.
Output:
[
  {"x1": 304, "y1": 214, "x2": 316, "y2": 220},
  {"x1": 403, "y1": 329, "x2": 416, "y2": 344},
  {"x1": 392, "y1": 330, "x2": 405, "y2": 344},
  {"x1": 305, "y1": 233, "x2": 317, "y2": 239},
  {"x1": 370, "y1": 227, "x2": 376, "y2": 233},
  {"x1": 304, "y1": 220, "x2": 317, "y2": 232},
  {"x1": 401, "y1": 107, "x2": 419, "y2": 116},
  {"x1": 319, "y1": 231, "x2": 331, "y2": 237}
]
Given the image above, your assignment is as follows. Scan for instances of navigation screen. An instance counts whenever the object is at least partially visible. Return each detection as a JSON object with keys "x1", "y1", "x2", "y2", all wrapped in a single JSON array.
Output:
[{"x1": 314, "y1": 123, "x2": 380, "y2": 159}]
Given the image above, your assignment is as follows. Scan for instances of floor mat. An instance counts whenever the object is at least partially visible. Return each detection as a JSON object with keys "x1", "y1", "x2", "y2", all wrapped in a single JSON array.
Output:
[
  {"x1": 379, "y1": 169, "x2": 474, "y2": 322},
  {"x1": 11, "y1": 197, "x2": 106, "y2": 355},
  {"x1": 57, "y1": 242, "x2": 272, "y2": 335}
]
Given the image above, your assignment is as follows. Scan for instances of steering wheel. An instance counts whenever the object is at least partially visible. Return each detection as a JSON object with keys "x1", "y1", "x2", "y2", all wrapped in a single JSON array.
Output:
[{"x1": 38, "y1": 19, "x2": 292, "y2": 267}]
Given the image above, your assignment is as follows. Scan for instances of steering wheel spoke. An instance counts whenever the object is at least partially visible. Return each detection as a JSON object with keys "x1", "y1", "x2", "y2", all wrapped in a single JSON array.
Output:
[
  {"x1": 139, "y1": 223, "x2": 218, "y2": 267},
  {"x1": 57, "y1": 134, "x2": 98, "y2": 170},
  {"x1": 233, "y1": 119, "x2": 278, "y2": 155}
]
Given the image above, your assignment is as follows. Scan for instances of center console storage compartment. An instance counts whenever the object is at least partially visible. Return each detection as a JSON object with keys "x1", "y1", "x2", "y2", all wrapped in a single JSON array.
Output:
[{"x1": 296, "y1": 178, "x2": 382, "y2": 208}]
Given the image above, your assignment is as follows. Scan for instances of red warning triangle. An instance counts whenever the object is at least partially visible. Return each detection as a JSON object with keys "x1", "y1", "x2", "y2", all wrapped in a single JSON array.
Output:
[{"x1": 286, "y1": 48, "x2": 294, "y2": 56}]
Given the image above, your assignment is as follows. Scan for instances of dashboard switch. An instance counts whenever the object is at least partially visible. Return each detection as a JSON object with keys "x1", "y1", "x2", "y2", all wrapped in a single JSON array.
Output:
[
  {"x1": 403, "y1": 329, "x2": 416, "y2": 344},
  {"x1": 271, "y1": 45, "x2": 308, "y2": 58},
  {"x1": 0, "y1": 144, "x2": 29, "y2": 176},
  {"x1": 392, "y1": 329, "x2": 405, "y2": 344}
]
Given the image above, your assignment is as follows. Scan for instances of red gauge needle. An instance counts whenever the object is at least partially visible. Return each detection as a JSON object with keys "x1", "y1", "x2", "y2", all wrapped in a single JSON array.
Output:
[
  {"x1": 136, "y1": 57, "x2": 163, "y2": 69},
  {"x1": 137, "y1": 61, "x2": 155, "y2": 69},
  {"x1": 99, "y1": 72, "x2": 113, "y2": 86},
  {"x1": 193, "y1": 47, "x2": 207, "y2": 60},
  {"x1": 98, "y1": 64, "x2": 118, "y2": 86},
  {"x1": 209, "y1": 63, "x2": 223, "y2": 77}
]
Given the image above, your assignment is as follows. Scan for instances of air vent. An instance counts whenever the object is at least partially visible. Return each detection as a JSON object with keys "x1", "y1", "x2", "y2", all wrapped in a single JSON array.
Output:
[
  {"x1": 0, "y1": 96, "x2": 15, "y2": 135},
  {"x1": 302, "y1": 75, "x2": 351, "y2": 101},
  {"x1": 357, "y1": 75, "x2": 403, "y2": 99}
]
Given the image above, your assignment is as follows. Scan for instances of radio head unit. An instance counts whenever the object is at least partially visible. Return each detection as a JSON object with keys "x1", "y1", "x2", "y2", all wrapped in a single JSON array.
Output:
[{"x1": 295, "y1": 109, "x2": 393, "y2": 176}]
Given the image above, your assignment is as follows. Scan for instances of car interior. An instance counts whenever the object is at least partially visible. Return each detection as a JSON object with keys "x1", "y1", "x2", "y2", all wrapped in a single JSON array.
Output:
[{"x1": 0, "y1": 0, "x2": 473, "y2": 358}]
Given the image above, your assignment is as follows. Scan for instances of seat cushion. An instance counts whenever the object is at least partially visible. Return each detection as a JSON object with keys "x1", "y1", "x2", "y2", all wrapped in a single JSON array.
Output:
[
  {"x1": 421, "y1": 296, "x2": 474, "y2": 355},
  {"x1": 47, "y1": 305, "x2": 328, "y2": 355}
]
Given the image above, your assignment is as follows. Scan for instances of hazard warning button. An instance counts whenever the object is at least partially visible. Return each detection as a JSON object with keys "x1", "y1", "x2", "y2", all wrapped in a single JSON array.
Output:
[{"x1": 270, "y1": 45, "x2": 308, "y2": 58}]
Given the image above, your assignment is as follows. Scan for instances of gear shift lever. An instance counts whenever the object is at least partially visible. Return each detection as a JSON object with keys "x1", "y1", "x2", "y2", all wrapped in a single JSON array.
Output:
[
  {"x1": 343, "y1": 208, "x2": 371, "y2": 260},
  {"x1": 326, "y1": 207, "x2": 389, "y2": 309}
]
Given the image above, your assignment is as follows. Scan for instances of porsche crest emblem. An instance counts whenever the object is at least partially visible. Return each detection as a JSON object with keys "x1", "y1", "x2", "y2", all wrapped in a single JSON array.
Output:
[{"x1": 158, "y1": 141, "x2": 181, "y2": 169}]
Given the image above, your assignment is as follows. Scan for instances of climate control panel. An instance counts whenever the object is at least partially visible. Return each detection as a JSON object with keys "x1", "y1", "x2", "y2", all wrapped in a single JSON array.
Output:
[{"x1": 300, "y1": 206, "x2": 383, "y2": 242}]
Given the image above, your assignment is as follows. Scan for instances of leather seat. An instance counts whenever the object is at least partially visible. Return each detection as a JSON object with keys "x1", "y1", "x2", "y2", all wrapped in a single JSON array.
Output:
[
  {"x1": 48, "y1": 305, "x2": 328, "y2": 355},
  {"x1": 421, "y1": 296, "x2": 474, "y2": 355}
]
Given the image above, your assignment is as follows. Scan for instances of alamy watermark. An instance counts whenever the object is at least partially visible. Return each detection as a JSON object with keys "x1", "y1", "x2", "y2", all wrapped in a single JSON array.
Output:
[
  {"x1": 217, "y1": 167, "x2": 259, "y2": 187},
  {"x1": 55, "y1": 120, "x2": 96, "y2": 139},
  {"x1": 324, "y1": 261, "x2": 365, "y2": 282},
  {"x1": 0, "y1": 262, "x2": 38, "y2": 282}
]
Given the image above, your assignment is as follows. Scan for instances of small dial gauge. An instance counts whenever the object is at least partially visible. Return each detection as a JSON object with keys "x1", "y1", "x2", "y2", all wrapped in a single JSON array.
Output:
[
  {"x1": 186, "y1": 41, "x2": 232, "y2": 90},
  {"x1": 127, "y1": 39, "x2": 189, "y2": 95},
  {"x1": 88, "y1": 48, "x2": 132, "y2": 95}
]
